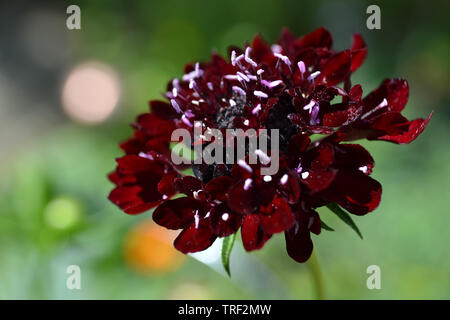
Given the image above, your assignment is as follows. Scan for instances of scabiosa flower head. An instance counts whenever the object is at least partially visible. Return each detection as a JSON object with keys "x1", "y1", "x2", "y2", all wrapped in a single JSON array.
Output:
[{"x1": 109, "y1": 27, "x2": 432, "y2": 263}]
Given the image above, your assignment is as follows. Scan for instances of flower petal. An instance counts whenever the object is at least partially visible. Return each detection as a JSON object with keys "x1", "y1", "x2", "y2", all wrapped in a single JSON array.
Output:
[
  {"x1": 174, "y1": 220, "x2": 217, "y2": 253},
  {"x1": 259, "y1": 196, "x2": 294, "y2": 234},
  {"x1": 153, "y1": 197, "x2": 203, "y2": 229},
  {"x1": 350, "y1": 33, "x2": 367, "y2": 72},
  {"x1": 363, "y1": 78, "x2": 409, "y2": 113},
  {"x1": 375, "y1": 111, "x2": 433, "y2": 144},
  {"x1": 284, "y1": 225, "x2": 313, "y2": 263},
  {"x1": 210, "y1": 203, "x2": 242, "y2": 237},
  {"x1": 241, "y1": 214, "x2": 272, "y2": 251},
  {"x1": 318, "y1": 50, "x2": 351, "y2": 86}
]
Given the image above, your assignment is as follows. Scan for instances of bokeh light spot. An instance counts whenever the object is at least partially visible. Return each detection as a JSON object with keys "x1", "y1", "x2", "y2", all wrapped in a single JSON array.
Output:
[
  {"x1": 43, "y1": 196, "x2": 82, "y2": 230},
  {"x1": 61, "y1": 62, "x2": 120, "y2": 124}
]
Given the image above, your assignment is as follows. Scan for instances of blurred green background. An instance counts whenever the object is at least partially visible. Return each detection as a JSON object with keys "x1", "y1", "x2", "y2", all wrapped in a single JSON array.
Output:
[{"x1": 0, "y1": 0, "x2": 448, "y2": 299}]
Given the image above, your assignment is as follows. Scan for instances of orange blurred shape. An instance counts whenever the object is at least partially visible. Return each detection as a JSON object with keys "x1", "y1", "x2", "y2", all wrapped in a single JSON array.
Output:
[{"x1": 124, "y1": 220, "x2": 185, "y2": 274}]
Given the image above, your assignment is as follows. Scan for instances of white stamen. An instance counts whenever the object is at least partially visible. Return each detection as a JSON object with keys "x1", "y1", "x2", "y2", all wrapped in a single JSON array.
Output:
[
  {"x1": 194, "y1": 210, "x2": 200, "y2": 228},
  {"x1": 359, "y1": 165, "x2": 369, "y2": 174},
  {"x1": 172, "y1": 87, "x2": 178, "y2": 98},
  {"x1": 229, "y1": 99, "x2": 236, "y2": 106},
  {"x1": 254, "y1": 90, "x2": 268, "y2": 98},
  {"x1": 244, "y1": 178, "x2": 253, "y2": 191},
  {"x1": 257, "y1": 69, "x2": 264, "y2": 75},
  {"x1": 237, "y1": 71, "x2": 250, "y2": 82},
  {"x1": 243, "y1": 119, "x2": 249, "y2": 126},
  {"x1": 361, "y1": 98, "x2": 388, "y2": 120},
  {"x1": 182, "y1": 63, "x2": 204, "y2": 81},
  {"x1": 303, "y1": 100, "x2": 317, "y2": 113},
  {"x1": 237, "y1": 159, "x2": 253, "y2": 173},
  {"x1": 162, "y1": 195, "x2": 168, "y2": 200},
  {"x1": 307, "y1": 71, "x2": 321, "y2": 81},
  {"x1": 181, "y1": 114, "x2": 192, "y2": 127},
  {"x1": 271, "y1": 44, "x2": 282, "y2": 53},
  {"x1": 280, "y1": 174, "x2": 288, "y2": 185},
  {"x1": 301, "y1": 171, "x2": 309, "y2": 179},
  {"x1": 221, "y1": 213, "x2": 230, "y2": 221},
  {"x1": 191, "y1": 100, "x2": 199, "y2": 106},
  {"x1": 232, "y1": 86, "x2": 246, "y2": 96},
  {"x1": 252, "y1": 104, "x2": 261, "y2": 114},
  {"x1": 274, "y1": 52, "x2": 291, "y2": 67},
  {"x1": 262, "y1": 79, "x2": 283, "y2": 88},
  {"x1": 207, "y1": 82, "x2": 213, "y2": 90},
  {"x1": 298, "y1": 61, "x2": 306, "y2": 73},
  {"x1": 231, "y1": 50, "x2": 236, "y2": 65},
  {"x1": 247, "y1": 74, "x2": 258, "y2": 81},
  {"x1": 255, "y1": 149, "x2": 270, "y2": 164},
  {"x1": 263, "y1": 175, "x2": 272, "y2": 182},
  {"x1": 225, "y1": 74, "x2": 239, "y2": 80},
  {"x1": 205, "y1": 211, "x2": 211, "y2": 218},
  {"x1": 244, "y1": 47, "x2": 258, "y2": 67},
  {"x1": 234, "y1": 54, "x2": 244, "y2": 65},
  {"x1": 138, "y1": 152, "x2": 154, "y2": 160},
  {"x1": 170, "y1": 99, "x2": 182, "y2": 113}
]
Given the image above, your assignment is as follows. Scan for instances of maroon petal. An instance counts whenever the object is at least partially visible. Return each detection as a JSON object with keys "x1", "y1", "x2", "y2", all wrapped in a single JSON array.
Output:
[
  {"x1": 349, "y1": 84, "x2": 363, "y2": 101},
  {"x1": 318, "y1": 50, "x2": 351, "y2": 86},
  {"x1": 284, "y1": 225, "x2": 313, "y2": 263},
  {"x1": 108, "y1": 185, "x2": 160, "y2": 214},
  {"x1": 210, "y1": 204, "x2": 242, "y2": 237},
  {"x1": 296, "y1": 27, "x2": 332, "y2": 49},
  {"x1": 375, "y1": 111, "x2": 433, "y2": 144},
  {"x1": 227, "y1": 179, "x2": 260, "y2": 214},
  {"x1": 288, "y1": 133, "x2": 311, "y2": 162},
  {"x1": 120, "y1": 138, "x2": 145, "y2": 154},
  {"x1": 277, "y1": 172, "x2": 301, "y2": 204},
  {"x1": 174, "y1": 220, "x2": 217, "y2": 254},
  {"x1": 157, "y1": 171, "x2": 178, "y2": 197},
  {"x1": 333, "y1": 144, "x2": 374, "y2": 174},
  {"x1": 302, "y1": 170, "x2": 336, "y2": 193},
  {"x1": 153, "y1": 197, "x2": 203, "y2": 229},
  {"x1": 241, "y1": 214, "x2": 272, "y2": 251},
  {"x1": 204, "y1": 176, "x2": 233, "y2": 202},
  {"x1": 327, "y1": 170, "x2": 382, "y2": 215},
  {"x1": 350, "y1": 33, "x2": 367, "y2": 72},
  {"x1": 363, "y1": 78, "x2": 409, "y2": 113},
  {"x1": 149, "y1": 100, "x2": 178, "y2": 120},
  {"x1": 259, "y1": 196, "x2": 294, "y2": 234},
  {"x1": 174, "y1": 176, "x2": 203, "y2": 197},
  {"x1": 252, "y1": 34, "x2": 272, "y2": 61}
]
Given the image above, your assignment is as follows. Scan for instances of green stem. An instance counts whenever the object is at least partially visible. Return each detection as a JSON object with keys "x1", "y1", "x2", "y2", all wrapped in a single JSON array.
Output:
[{"x1": 307, "y1": 250, "x2": 325, "y2": 300}]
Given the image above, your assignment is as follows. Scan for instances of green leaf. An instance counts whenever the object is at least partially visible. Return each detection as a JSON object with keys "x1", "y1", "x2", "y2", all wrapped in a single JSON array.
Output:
[
  {"x1": 221, "y1": 233, "x2": 236, "y2": 277},
  {"x1": 326, "y1": 203, "x2": 363, "y2": 239},
  {"x1": 320, "y1": 219, "x2": 335, "y2": 231}
]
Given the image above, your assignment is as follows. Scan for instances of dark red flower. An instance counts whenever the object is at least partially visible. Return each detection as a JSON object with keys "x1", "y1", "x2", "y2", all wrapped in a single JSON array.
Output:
[{"x1": 108, "y1": 27, "x2": 432, "y2": 263}]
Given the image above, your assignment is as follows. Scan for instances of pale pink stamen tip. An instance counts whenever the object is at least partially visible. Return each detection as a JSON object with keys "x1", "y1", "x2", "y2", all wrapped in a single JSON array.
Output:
[
  {"x1": 252, "y1": 104, "x2": 261, "y2": 114},
  {"x1": 181, "y1": 114, "x2": 192, "y2": 127},
  {"x1": 243, "y1": 178, "x2": 253, "y2": 191},
  {"x1": 238, "y1": 160, "x2": 253, "y2": 173},
  {"x1": 254, "y1": 90, "x2": 268, "y2": 98},
  {"x1": 255, "y1": 149, "x2": 270, "y2": 164},
  {"x1": 170, "y1": 99, "x2": 182, "y2": 113},
  {"x1": 232, "y1": 86, "x2": 246, "y2": 96},
  {"x1": 307, "y1": 71, "x2": 321, "y2": 81},
  {"x1": 298, "y1": 61, "x2": 306, "y2": 73},
  {"x1": 280, "y1": 174, "x2": 288, "y2": 185},
  {"x1": 303, "y1": 100, "x2": 316, "y2": 113}
]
